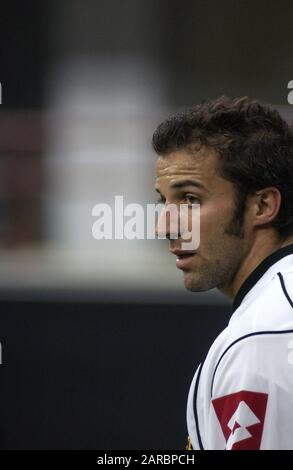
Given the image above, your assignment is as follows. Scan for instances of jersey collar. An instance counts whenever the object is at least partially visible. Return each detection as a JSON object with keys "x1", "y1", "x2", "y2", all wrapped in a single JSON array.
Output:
[{"x1": 232, "y1": 243, "x2": 293, "y2": 312}]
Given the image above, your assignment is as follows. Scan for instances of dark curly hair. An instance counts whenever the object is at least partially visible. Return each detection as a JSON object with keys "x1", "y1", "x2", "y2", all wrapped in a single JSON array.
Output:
[{"x1": 152, "y1": 96, "x2": 293, "y2": 238}]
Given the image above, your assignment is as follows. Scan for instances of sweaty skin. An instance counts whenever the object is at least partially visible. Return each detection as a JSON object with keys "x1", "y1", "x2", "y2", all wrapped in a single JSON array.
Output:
[{"x1": 155, "y1": 148, "x2": 293, "y2": 300}]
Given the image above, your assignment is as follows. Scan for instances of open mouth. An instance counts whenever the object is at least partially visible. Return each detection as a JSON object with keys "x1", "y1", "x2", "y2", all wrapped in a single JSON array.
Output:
[{"x1": 177, "y1": 253, "x2": 195, "y2": 259}]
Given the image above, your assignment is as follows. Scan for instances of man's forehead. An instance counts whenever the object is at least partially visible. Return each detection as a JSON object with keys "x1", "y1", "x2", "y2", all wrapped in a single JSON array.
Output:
[{"x1": 156, "y1": 148, "x2": 218, "y2": 181}]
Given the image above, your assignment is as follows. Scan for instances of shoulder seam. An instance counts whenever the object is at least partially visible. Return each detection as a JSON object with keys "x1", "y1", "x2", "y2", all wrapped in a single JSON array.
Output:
[
  {"x1": 277, "y1": 272, "x2": 293, "y2": 309},
  {"x1": 210, "y1": 329, "x2": 293, "y2": 397},
  {"x1": 193, "y1": 362, "x2": 204, "y2": 450}
]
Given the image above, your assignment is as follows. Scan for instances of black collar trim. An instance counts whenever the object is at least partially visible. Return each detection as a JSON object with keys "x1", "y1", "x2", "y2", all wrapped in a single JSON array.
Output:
[{"x1": 232, "y1": 243, "x2": 293, "y2": 312}]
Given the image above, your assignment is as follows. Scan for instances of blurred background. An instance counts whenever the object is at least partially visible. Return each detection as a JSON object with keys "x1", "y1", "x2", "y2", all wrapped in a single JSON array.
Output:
[{"x1": 0, "y1": 0, "x2": 292, "y2": 449}]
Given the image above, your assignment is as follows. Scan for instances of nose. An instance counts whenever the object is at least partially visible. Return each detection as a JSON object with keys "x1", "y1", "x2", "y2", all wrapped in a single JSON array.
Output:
[
  {"x1": 155, "y1": 206, "x2": 168, "y2": 238},
  {"x1": 155, "y1": 203, "x2": 179, "y2": 240}
]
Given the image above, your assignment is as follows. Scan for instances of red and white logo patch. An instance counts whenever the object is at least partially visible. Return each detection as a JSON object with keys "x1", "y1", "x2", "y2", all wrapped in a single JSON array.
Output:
[{"x1": 212, "y1": 390, "x2": 268, "y2": 450}]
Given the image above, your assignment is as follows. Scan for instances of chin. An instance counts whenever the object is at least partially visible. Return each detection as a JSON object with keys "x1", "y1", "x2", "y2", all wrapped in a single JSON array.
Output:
[{"x1": 183, "y1": 272, "x2": 212, "y2": 292}]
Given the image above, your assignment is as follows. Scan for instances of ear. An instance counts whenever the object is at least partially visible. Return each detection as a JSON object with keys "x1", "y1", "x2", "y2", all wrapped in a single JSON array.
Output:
[{"x1": 252, "y1": 187, "x2": 281, "y2": 228}]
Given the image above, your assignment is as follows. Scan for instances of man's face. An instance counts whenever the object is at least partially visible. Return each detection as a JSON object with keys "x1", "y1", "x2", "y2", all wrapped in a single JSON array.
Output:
[{"x1": 155, "y1": 147, "x2": 251, "y2": 294}]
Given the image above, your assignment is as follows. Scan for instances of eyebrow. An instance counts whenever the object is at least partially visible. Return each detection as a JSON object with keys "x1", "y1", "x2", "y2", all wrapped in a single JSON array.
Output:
[{"x1": 170, "y1": 179, "x2": 208, "y2": 192}]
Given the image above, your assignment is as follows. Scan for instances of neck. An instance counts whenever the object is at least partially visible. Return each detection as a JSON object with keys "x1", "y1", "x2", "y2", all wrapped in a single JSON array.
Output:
[{"x1": 219, "y1": 232, "x2": 293, "y2": 300}]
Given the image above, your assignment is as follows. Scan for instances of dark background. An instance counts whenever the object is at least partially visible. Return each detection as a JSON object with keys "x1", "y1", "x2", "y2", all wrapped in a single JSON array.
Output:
[{"x1": 0, "y1": 301, "x2": 229, "y2": 449}]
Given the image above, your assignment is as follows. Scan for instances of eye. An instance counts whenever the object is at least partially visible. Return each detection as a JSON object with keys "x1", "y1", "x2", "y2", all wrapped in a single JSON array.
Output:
[{"x1": 184, "y1": 194, "x2": 200, "y2": 205}]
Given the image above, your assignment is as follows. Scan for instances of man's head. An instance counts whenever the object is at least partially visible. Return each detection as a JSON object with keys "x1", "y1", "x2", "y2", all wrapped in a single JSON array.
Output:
[{"x1": 152, "y1": 96, "x2": 293, "y2": 296}]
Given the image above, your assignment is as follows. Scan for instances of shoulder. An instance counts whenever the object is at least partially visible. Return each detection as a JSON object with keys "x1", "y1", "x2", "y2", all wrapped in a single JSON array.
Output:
[
  {"x1": 230, "y1": 268, "x2": 293, "y2": 335},
  {"x1": 203, "y1": 269, "x2": 293, "y2": 395}
]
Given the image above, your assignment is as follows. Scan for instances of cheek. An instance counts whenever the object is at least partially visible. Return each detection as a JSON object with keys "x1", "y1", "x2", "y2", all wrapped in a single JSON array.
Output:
[{"x1": 200, "y1": 203, "x2": 232, "y2": 237}]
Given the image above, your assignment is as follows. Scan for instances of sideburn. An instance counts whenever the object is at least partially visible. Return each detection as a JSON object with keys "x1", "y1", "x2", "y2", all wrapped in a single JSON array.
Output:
[{"x1": 224, "y1": 185, "x2": 247, "y2": 239}]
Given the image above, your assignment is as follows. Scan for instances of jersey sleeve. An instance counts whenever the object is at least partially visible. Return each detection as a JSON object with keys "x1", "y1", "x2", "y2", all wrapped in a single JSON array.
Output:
[{"x1": 209, "y1": 332, "x2": 293, "y2": 449}]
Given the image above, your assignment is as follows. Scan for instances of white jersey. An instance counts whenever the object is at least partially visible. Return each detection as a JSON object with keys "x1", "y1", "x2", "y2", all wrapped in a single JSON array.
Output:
[{"x1": 187, "y1": 244, "x2": 293, "y2": 450}]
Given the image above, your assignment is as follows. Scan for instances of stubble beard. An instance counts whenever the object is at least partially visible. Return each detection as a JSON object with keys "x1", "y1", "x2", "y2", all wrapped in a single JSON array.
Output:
[{"x1": 183, "y1": 199, "x2": 247, "y2": 293}]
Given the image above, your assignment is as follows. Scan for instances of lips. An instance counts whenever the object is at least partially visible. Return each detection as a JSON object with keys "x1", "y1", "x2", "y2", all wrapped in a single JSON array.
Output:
[
  {"x1": 170, "y1": 249, "x2": 197, "y2": 270},
  {"x1": 175, "y1": 252, "x2": 196, "y2": 269}
]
